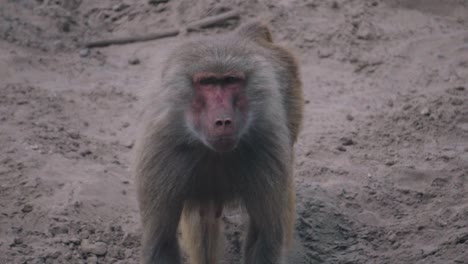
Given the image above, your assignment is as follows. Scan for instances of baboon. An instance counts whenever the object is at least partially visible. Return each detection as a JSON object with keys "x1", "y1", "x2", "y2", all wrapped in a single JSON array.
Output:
[{"x1": 134, "y1": 21, "x2": 303, "y2": 264}]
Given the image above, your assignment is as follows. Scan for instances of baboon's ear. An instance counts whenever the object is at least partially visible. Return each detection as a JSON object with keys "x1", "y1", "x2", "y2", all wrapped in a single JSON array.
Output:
[{"x1": 237, "y1": 21, "x2": 273, "y2": 43}]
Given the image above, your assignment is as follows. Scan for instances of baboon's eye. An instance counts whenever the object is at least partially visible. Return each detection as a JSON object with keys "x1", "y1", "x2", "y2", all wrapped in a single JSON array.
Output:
[
  {"x1": 223, "y1": 76, "x2": 243, "y2": 85},
  {"x1": 199, "y1": 77, "x2": 220, "y2": 86}
]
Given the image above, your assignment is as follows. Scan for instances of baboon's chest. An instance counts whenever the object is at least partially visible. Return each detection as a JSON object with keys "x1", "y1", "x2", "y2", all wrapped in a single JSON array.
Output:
[{"x1": 187, "y1": 159, "x2": 243, "y2": 202}]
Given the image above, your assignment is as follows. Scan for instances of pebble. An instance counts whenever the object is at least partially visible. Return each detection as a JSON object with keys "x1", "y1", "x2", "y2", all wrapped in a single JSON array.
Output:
[
  {"x1": 14, "y1": 237, "x2": 23, "y2": 245},
  {"x1": 80, "y1": 240, "x2": 108, "y2": 256},
  {"x1": 45, "y1": 250, "x2": 61, "y2": 259},
  {"x1": 21, "y1": 204, "x2": 33, "y2": 213},
  {"x1": 387, "y1": 232, "x2": 397, "y2": 242},
  {"x1": 337, "y1": 146, "x2": 347, "y2": 152},
  {"x1": 79, "y1": 49, "x2": 90, "y2": 58},
  {"x1": 420, "y1": 107, "x2": 430, "y2": 116},
  {"x1": 123, "y1": 140, "x2": 134, "y2": 149},
  {"x1": 128, "y1": 58, "x2": 140, "y2": 65},
  {"x1": 80, "y1": 150, "x2": 93, "y2": 157},
  {"x1": 346, "y1": 114, "x2": 354, "y2": 121},
  {"x1": 148, "y1": 0, "x2": 169, "y2": 4},
  {"x1": 403, "y1": 104, "x2": 412, "y2": 110},
  {"x1": 125, "y1": 248, "x2": 133, "y2": 258},
  {"x1": 64, "y1": 252, "x2": 72, "y2": 260},
  {"x1": 112, "y1": 3, "x2": 128, "y2": 12},
  {"x1": 87, "y1": 255, "x2": 98, "y2": 264},
  {"x1": 69, "y1": 131, "x2": 81, "y2": 139},
  {"x1": 318, "y1": 47, "x2": 334, "y2": 58},
  {"x1": 49, "y1": 224, "x2": 69, "y2": 236},
  {"x1": 387, "y1": 100, "x2": 394, "y2": 108},
  {"x1": 451, "y1": 98, "x2": 463, "y2": 106},
  {"x1": 340, "y1": 137, "x2": 355, "y2": 146}
]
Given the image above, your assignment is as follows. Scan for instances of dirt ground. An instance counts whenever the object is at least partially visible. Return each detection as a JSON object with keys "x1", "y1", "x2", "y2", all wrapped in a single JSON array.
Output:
[{"x1": 1, "y1": 0, "x2": 468, "y2": 263}]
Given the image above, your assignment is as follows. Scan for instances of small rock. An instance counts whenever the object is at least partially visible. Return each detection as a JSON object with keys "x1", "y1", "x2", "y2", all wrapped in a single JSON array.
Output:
[
  {"x1": 80, "y1": 150, "x2": 93, "y2": 157},
  {"x1": 81, "y1": 240, "x2": 108, "y2": 256},
  {"x1": 346, "y1": 114, "x2": 354, "y2": 121},
  {"x1": 58, "y1": 20, "x2": 71, "y2": 33},
  {"x1": 87, "y1": 255, "x2": 98, "y2": 264},
  {"x1": 109, "y1": 225, "x2": 123, "y2": 233},
  {"x1": 385, "y1": 160, "x2": 396, "y2": 166},
  {"x1": 331, "y1": 1, "x2": 339, "y2": 9},
  {"x1": 148, "y1": 0, "x2": 169, "y2": 4},
  {"x1": 304, "y1": 34, "x2": 315, "y2": 42},
  {"x1": 74, "y1": 201, "x2": 83, "y2": 208},
  {"x1": 49, "y1": 224, "x2": 69, "y2": 236},
  {"x1": 420, "y1": 107, "x2": 430, "y2": 116},
  {"x1": 356, "y1": 23, "x2": 376, "y2": 40},
  {"x1": 128, "y1": 58, "x2": 140, "y2": 65},
  {"x1": 156, "y1": 3, "x2": 169, "y2": 12},
  {"x1": 69, "y1": 131, "x2": 81, "y2": 139},
  {"x1": 123, "y1": 140, "x2": 134, "y2": 149},
  {"x1": 340, "y1": 137, "x2": 355, "y2": 146},
  {"x1": 46, "y1": 250, "x2": 61, "y2": 259},
  {"x1": 440, "y1": 150, "x2": 456, "y2": 161},
  {"x1": 79, "y1": 49, "x2": 90, "y2": 58},
  {"x1": 387, "y1": 100, "x2": 394, "y2": 108},
  {"x1": 53, "y1": 40, "x2": 65, "y2": 51},
  {"x1": 455, "y1": 86, "x2": 465, "y2": 91},
  {"x1": 65, "y1": 237, "x2": 81, "y2": 245},
  {"x1": 451, "y1": 98, "x2": 463, "y2": 106},
  {"x1": 21, "y1": 204, "x2": 33, "y2": 213},
  {"x1": 125, "y1": 248, "x2": 133, "y2": 258},
  {"x1": 121, "y1": 233, "x2": 139, "y2": 248},
  {"x1": 337, "y1": 146, "x2": 347, "y2": 152},
  {"x1": 112, "y1": 3, "x2": 128, "y2": 12},
  {"x1": 14, "y1": 237, "x2": 23, "y2": 245},
  {"x1": 64, "y1": 252, "x2": 72, "y2": 260},
  {"x1": 392, "y1": 242, "x2": 401, "y2": 249},
  {"x1": 318, "y1": 47, "x2": 334, "y2": 58}
]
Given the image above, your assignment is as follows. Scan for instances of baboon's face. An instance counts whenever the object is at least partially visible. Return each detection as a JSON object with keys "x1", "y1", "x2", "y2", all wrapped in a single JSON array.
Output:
[{"x1": 187, "y1": 71, "x2": 248, "y2": 153}]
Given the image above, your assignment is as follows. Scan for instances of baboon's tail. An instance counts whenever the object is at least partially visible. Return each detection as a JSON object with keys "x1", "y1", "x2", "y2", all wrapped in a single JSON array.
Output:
[{"x1": 180, "y1": 201, "x2": 223, "y2": 264}]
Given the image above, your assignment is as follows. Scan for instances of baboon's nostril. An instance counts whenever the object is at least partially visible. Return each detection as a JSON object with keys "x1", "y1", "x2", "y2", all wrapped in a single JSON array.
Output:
[
  {"x1": 224, "y1": 119, "x2": 232, "y2": 126},
  {"x1": 215, "y1": 119, "x2": 224, "y2": 127},
  {"x1": 215, "y1": 118, "x2": 232, "y2": 127}
]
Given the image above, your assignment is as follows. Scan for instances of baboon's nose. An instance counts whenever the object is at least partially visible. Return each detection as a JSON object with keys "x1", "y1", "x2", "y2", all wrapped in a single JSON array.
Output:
[{"x1": 214, "y1": 118, "x2": 232, "y2": 128}]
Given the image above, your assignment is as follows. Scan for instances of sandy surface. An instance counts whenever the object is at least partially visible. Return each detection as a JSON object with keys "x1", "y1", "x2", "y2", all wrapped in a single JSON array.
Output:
[{"x1": 1, "y1": 0, "x2": 468, "y2": 263}]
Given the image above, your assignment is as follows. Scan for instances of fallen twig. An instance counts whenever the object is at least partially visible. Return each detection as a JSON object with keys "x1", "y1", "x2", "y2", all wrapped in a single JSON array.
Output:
[{"x1": 84, "y1": 10, "x2": 240, "y2": 48}]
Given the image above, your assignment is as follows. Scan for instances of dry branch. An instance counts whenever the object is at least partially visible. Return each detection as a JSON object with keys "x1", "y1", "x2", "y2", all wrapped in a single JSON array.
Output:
[{"x1": 84, "y1": 10, "x2": 240, "y2": 48}]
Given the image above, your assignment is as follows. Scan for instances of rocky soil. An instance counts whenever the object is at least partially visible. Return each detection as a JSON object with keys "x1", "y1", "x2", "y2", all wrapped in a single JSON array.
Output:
[{"x1": 1, "y1": 0, "x2": 467, "y2": 263}]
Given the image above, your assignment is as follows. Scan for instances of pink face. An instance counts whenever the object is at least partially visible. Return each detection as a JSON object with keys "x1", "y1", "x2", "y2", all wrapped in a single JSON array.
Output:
[{"x1": 189, "y1": 71, "x2": 249, "y2": 152}]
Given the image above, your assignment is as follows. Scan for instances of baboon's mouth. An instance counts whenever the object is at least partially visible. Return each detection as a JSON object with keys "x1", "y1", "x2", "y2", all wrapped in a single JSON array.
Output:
[{"x1": 208, "y1": 137, "x2": 237, "y2": 153}]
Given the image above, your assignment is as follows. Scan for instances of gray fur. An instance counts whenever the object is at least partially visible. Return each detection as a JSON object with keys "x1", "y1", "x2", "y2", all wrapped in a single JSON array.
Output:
[{"x1": 134, "y1": 22, "x2": 302, "y2": 264}]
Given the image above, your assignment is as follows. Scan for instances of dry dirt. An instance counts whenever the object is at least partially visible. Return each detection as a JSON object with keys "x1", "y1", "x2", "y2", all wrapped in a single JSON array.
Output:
[{"x1": 1, "y1": 0, "x2": 468, "y2": 263}]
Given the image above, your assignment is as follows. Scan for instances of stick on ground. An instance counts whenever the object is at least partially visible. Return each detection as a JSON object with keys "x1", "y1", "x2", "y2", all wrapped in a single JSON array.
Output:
[{"x1": 84, "y1": 10, "x2": 240, "y2": 48}]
